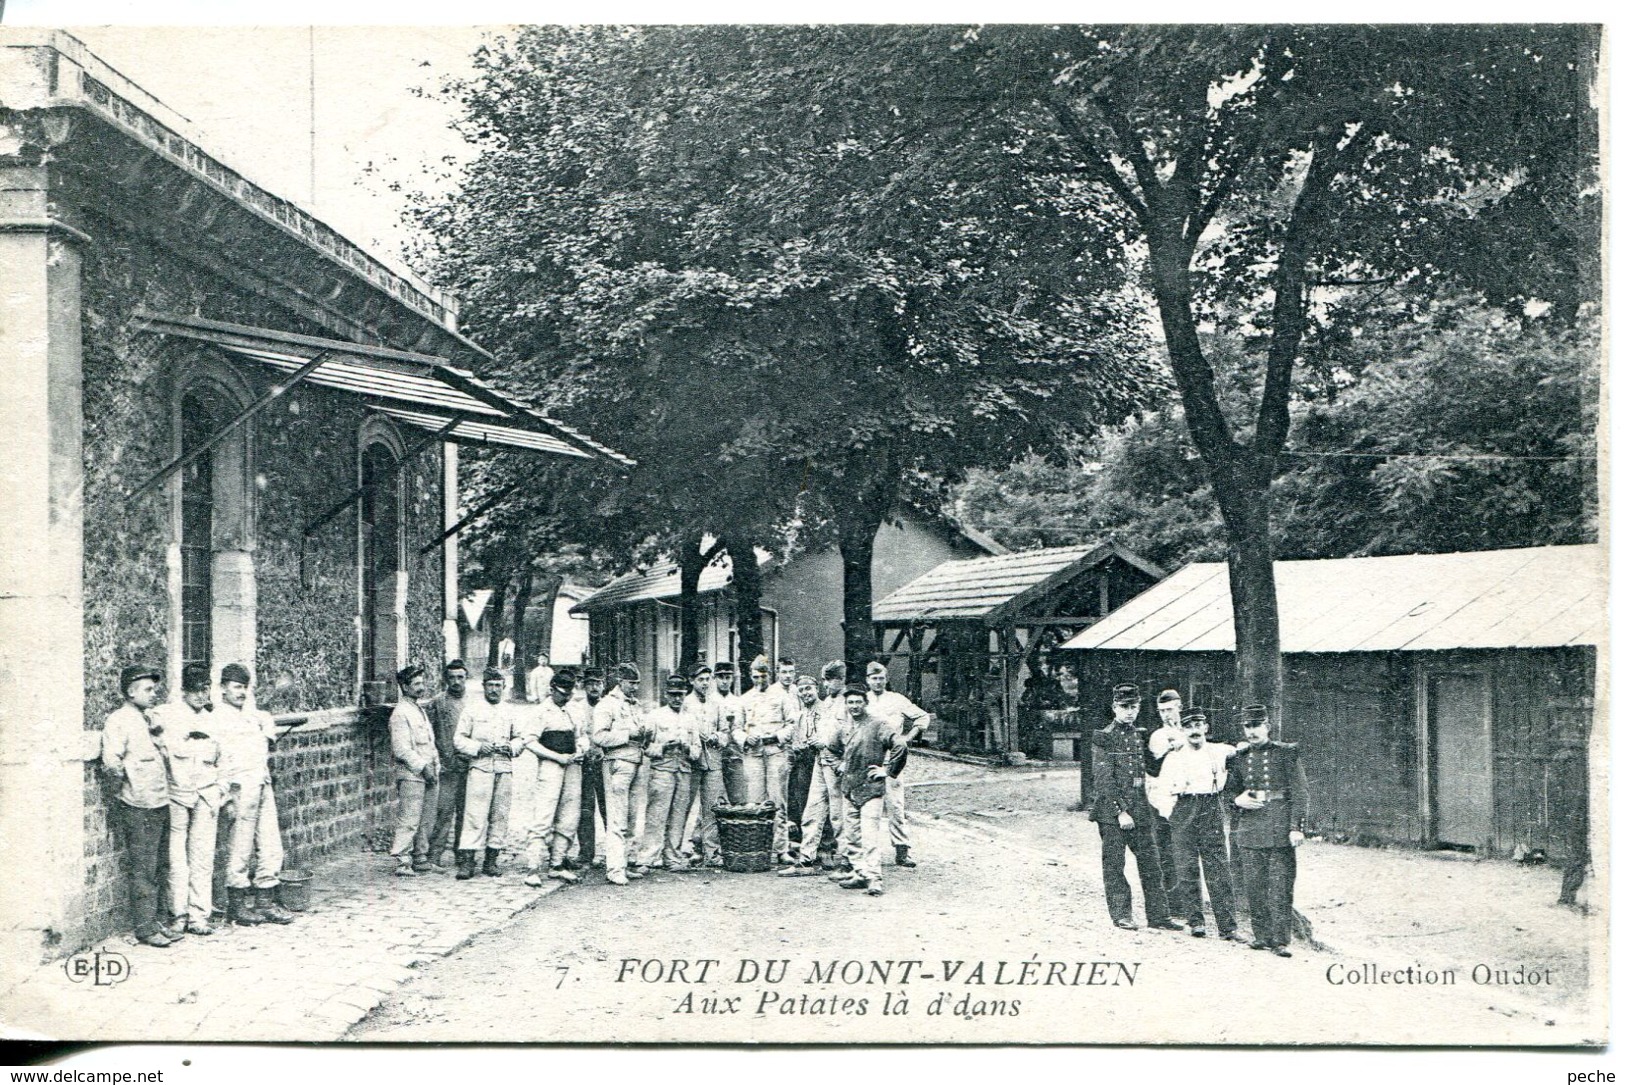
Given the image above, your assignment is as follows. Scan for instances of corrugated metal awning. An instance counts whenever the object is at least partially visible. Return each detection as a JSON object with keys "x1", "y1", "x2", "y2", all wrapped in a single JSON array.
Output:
[
  {"x1": 138, "y1": 312, "x2": 632, "y2": 466},
  {"x1": 1061, "y1": 545, "x2": 1605, "y2": 654}
]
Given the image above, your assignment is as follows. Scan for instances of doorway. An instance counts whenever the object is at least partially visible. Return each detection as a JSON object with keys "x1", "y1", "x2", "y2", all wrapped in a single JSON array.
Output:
[{"x1": 1429, "y1": 672, "x2": 1493, "y2": 849}]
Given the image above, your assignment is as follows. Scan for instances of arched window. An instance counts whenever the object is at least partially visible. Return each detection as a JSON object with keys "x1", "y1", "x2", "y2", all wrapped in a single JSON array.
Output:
[
  {"x1": 358, "y1": 426, "x2": 407, "y2": 702},
  {"x1": 170, "y1": 365, "x2": 256, "y2": 691},
  {"x1": 178, "y1": 393, "x2": 215, "y2": 672}
]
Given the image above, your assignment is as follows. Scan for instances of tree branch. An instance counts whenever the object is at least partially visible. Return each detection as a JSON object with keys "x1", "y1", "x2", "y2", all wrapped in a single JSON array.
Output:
[
  {"x1": 1044, "y1": 91, "x2": 1149, "y2": 224},
  {"x1": 1097, "y1": 95, "x2": 1166, "y2": 224}
]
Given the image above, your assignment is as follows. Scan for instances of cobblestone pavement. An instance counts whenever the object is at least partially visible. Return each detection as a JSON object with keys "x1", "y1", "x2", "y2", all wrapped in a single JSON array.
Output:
[{"x1": 1, "y1": 852, "x2": 561, "y2": 1043}]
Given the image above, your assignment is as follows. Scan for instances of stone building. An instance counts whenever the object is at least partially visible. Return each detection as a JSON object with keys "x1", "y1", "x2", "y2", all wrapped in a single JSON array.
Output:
[{"x1": 0, "y1": 31, "x2": 623, "y2": 966}]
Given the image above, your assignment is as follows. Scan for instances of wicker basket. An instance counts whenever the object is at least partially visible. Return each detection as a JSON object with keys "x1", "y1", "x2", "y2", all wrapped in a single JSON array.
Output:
[{"x1": 715, "y1": 802, "x2": 777, "y2": 873}]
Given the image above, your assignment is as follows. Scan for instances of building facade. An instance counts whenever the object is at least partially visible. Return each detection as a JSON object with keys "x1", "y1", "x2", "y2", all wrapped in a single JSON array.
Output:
[{"x1": 0, "y1": 31, "x2": 620, "y2": 964}]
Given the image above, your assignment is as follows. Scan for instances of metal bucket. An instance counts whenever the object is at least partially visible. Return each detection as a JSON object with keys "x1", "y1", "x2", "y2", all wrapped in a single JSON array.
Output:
[{"x1": 277, "y1": 868, "x2": 313, "y2": 911}]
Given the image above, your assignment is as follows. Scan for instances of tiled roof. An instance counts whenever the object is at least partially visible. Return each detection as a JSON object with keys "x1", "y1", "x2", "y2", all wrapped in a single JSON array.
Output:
[
  {"x1": 569, "y1": 554, "x2": 741, "y2": 614},
  {"x1": 1061, "y1": 545, "x2": 1605, "y2": 653},
  {"x1": 872, "y1": 542, "x2": 1163, "y2": 625}
]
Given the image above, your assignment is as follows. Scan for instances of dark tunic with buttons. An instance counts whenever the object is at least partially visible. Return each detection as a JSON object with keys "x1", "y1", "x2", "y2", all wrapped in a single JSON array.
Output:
[
  {"x1": 1090, "y1": 723, "x2": 1153, "y2": 823},
  {"x1": 1226, "y1": 741, "x2": 1310, "y2": 849}
]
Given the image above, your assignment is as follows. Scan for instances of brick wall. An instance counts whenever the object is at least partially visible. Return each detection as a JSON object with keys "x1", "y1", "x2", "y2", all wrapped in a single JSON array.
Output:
[{"x1": 78, "y1": 709, "x2": 391, "y2": 946}]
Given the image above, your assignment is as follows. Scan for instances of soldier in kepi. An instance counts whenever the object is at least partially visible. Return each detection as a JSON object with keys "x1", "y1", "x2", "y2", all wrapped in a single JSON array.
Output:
[
  {"x1": 100, "y1": 664, "x2": 174, "y2": 947},
  {"x1": 1090, "y1": 683, "x2": 1178, "y2": 932},
  {"x1": 453, "y1": 667, "x2": 525, "y2": 880},
  {"x1": 215, "y1": 663, "x2": 295, "y2": 926},
  {"x1": 151, "y1": 661, "x2": 224, "y2": 937},
  {"x1": 1226, "y1": 703, "x2": 1310, "y2": 957}
]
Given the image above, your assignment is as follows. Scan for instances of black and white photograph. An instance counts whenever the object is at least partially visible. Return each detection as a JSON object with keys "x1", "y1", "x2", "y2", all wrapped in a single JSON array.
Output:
[{"x1": 0, "y1": 7, "x2": 1607, "y2": 1057}]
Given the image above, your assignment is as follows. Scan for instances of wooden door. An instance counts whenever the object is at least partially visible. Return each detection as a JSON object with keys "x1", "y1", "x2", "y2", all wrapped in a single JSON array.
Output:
[{"x1": 1430, "y1": 673, "x2": 1493, "y2": 847}]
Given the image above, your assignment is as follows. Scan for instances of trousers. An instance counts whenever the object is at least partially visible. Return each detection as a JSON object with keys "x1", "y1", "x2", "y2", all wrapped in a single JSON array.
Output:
[
  {"x1": 577, "y1": 756, "x2": 606, "y2": 863},
  {"x1": 639, "y1": 768, "x2": 693, "y2": 867},
  {"x1": 687, "y1": 766, "x2": 726, "y2": 861},
  {"x1": 1169, "y1": 794, "x2": 1236, "y2": 934},
  {"x1": 741, "y1": 749, "x2": 790, "y2": 857},
  {"x1": 459, "y1": 769, "x2": 513, "y2": 852},
  {"x1": 1096, "y1": 812, "x2": 1170, "y2": 925},
  {"x1": 118, "y1": 801, "x2": 169, "y2": 938},
  {"x1": 885, "y1": 774, "x2": 908, "y2": 847},
  {"x1": 431, "y1": 769, "x2": 467, "y2": 859},
  {"x1": 603, "y1": 756, "x2": 647, "y2": 877},
  {"x1": 168, "y1": 799, "x2": 218, "y2": 924},
  {"x1": 844, "y1": 795, "x2": 886, "y2": 882},
  {"x1": 1151, "y1": 808, "x2": 1189, "y2": 916},
  {"x1": 225, "y1": 779, "x2": 284, "y2": 890},
  {"x1": 786, "y1": 749, "x2": 814, "y2": 848},
  {"x1": 1240, "y1": 846, "x2": 1298, "y2": 947},
  {"x1": 797, "y1": 761, "x2": 845, "y2": 863},
  {"x1": 519, "y1": 756, "x2": 574, "y2": 870},
  {"x1": 391, "y1": 775, "x2": 440, "y2": 864}
]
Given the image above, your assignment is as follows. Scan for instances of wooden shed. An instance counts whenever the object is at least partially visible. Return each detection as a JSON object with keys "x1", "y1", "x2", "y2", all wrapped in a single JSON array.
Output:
[
  {"x1": 1061, "y1": 545, "x2": 1603, "y2": 859},
  {"x1": 872, "y1": 541, "x2": 1164, "y2": 755}
]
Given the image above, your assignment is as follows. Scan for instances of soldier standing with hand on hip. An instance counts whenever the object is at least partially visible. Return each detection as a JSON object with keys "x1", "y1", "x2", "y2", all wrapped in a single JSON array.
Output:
[
  {"x1": 1227, "y1": 703, "x2": 1310, "y2": 957},
  {"x1": 1090, "y1": 683, "x2": 1178, "y2": 932},
  {"x1": 215, "y1": 663, "x2": 295, "y2": 927}
]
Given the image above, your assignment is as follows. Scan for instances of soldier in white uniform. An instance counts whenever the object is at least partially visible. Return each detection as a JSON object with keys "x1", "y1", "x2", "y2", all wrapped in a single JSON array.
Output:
[
  {"x1": 640, "y1": 674, "x2": 700, "y2": 870},
  {"x1": 388, "y1": 665, "x2": 441, "y2": 877},
  {"x1": 215, "y1": 663, "x2": 295, "y2": 926},
  {"x1": 151, "y1": 661, "x2": 223, "y2": 937},
  {"x1": 682, "y1": 663, "x2": 727, "y2": 867},
  {"x1": 1144, "y1": 688, "x2": 1190, "y2": 917},
  {"x1": 519, "y1": 670, "x2": 584, "y2": 886},
  {"x1": 738, "y1": 656, "x2": 793, "y2": 861},
  {"x1": 781, "y1": 673, "x2": 845, "y2": 875},
  {"x1": 864, "y1": 661, "x2": 929, "y2": 869},
  {"x1": 593, "y1": 662, "x2": 652, "y2": 885},
  {"x1": 454, "y1": 667, "x2": 525, "y2": 879}
]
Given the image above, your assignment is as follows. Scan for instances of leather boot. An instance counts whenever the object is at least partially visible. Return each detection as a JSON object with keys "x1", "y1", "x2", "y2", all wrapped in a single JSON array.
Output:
[
  {"x1": 455, "y1": 850, "x2": 477, "y2": 880},
  {"x1": 228, "y1": 886, "x2": 265, "y2": 926},
  {"x1": 894, "y1": 845, "x2": 917, "y2": 868},
  {"x1": 482, "y1": 847, "x2": 502, "y2": 877},
  {"x1": 255, "y1": 887, "x2": 295, "y2": 924}
]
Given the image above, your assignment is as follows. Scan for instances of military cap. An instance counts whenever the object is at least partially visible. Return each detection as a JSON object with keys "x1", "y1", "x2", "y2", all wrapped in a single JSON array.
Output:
[
  {"x1": 777, "y1": 655, "x2": 795, "y2": 666},
  {"x1": 395, "y1": 664, "x2": 424, "y2": 686},
  {"x1": 580, "y1": 665, "x2": 605, "y2": 682},
  {"x1": 1157, "y1": 689, "x2": 1182, "y2": 705},
  {"x1": 614, "y1": 662, "x2": 642, "y2": 684},
  {"x1": 689, "y1": 663, "x2": 713, "y2": 679},
  {"x1": 1111, "y1": 683, "x2": 1141, "y2": 705},
  {"x1": 712, "y1": 660, "x2": 736, "y2": 676},
  {"x1": 1180, "y1": 707, "x2": 1209, "y2": 726},
  {"x1": 795, "y1": 673, "x2": 817, "y2": 689},
  {"x1": 481, "y1": 666, "x2": 505, "y2": 683},
  {"x1": 1240, "y1": 703, "x2": 1270, "y2": 724},
  {"x1": 220, "y1": 663, "x2": 253, "y2": 687},
  {"x1": 842, "y1": 683, "x2": 870, "y2": 700},
  {"x1": 550, "y1": 671, "x2": 577, "y2": 692},
  {"x1": 443, "y1": 658, "x2": 469, "y2": 676},
  {"x1": 119, "y1": 663, "x2": 162, "y2": 695},
  {"x1": 181, "y1": 662, "x2": 213, "y2": 693},
  {"x1": 664, "y1": 674, "x2": 690, "y2": 695},
  {"x1": 866, "y1": 660, "x2": 888, "y2": 676},
  {"x1": 750, "y1": 655, "x2": 771, "y2": 674},
  {"x1": 822, "y1": 660, "x2": 847, "y2": 681}
]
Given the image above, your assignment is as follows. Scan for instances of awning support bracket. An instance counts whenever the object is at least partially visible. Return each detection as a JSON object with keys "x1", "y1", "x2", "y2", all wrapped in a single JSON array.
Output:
[
  {"x1": 127, "y1": 350, "x2": 333, "y2": 502},
  {"x1": 418, "y1": 472, "x2": 526, "y2": 556}
]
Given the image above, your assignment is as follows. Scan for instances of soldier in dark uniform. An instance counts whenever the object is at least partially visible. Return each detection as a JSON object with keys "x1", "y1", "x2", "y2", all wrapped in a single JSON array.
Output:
[
  {"x1": 1225, "y1": 703, "x2": 1310, "y2": 957},
  {"x1": 1090, "y1": 683, "x2": 1178, "y2": 932}
]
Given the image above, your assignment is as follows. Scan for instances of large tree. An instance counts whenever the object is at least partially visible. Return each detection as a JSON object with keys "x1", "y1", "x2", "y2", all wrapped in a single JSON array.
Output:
[
  {"x1": 416, "y1": 25, "x2": 1162, "y2": 667},
  {"x1": 955, "y1": 25, "x2": 1600, "y2": 713}
]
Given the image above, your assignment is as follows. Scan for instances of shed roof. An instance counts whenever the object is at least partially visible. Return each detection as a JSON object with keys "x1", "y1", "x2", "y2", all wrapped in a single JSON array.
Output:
[
  {"x1": 570, "y1": 555, "x2": 744, "y2": 614},
  {"x1": 873, "y1": 541, "x2": 1164, "y2": 626},
  {"x1": 1061, "y1": 545, "x2": 1605, "y2": 654}
]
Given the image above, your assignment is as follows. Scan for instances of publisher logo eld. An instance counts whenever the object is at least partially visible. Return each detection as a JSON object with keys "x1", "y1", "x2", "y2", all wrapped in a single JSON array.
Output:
[{"x1": 63, "y1": 950, "x2": 130, "y2": 986}]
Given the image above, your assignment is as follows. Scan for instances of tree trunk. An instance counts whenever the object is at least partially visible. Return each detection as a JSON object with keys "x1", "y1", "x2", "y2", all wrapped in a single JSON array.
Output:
[
  {"x1": 724, "y1": 531, "x2": 765, "y2": 666},
  {"x1": 837, "y1": 516, "x2": 879, "y2": 666},
  {"x1": 532, "y1": 573, "x2": 563, "y2": 668},
  {"x1": 485, "y1": 578, "x2": 509, "y2": 670},
  {"x1": 1213, "y1": 481, "x2": 1284, "y2": 722},
  {"x1": 509, "y1": 570, "x2": 535, "y2": 699},
  {"x1": 676, "y1": 534, "x2": 708, "y2": 676}
]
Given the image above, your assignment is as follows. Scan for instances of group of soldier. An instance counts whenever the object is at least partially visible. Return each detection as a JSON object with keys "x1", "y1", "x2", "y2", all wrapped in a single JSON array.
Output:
[
  {"x1": 1090, "y1": 683, "x2": 1310, "y2": 957},
  {"x1": 102, "y1": 661, "x2": 297, "y2": 947},
  {"x1": 388, "y1": 653, "x2": 930, "y2": 898}
]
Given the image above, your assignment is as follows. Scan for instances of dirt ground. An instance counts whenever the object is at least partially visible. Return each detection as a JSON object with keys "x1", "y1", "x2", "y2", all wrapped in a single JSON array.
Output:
[{"x1": 348, "y1": 759, "x2": 1605, "y2": 1046}]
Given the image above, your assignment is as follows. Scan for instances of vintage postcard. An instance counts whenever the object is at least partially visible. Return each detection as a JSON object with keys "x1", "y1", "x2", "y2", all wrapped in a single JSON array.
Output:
[{"x1": 0, "y1": 16, "x2": 1606, "y2": 1053}]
